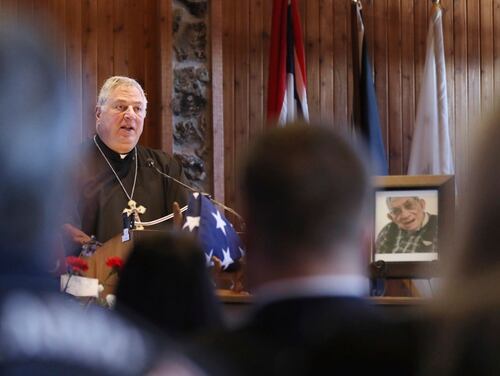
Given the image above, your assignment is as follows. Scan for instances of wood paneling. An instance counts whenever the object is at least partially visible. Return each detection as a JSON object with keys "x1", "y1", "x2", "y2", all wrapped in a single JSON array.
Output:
[
  {"x1": 219, "y1": 0, "x2": 500, "y2": 210},
  {"x1": 1, "y1": 0, "x2": 171, "y2": 152},
  {"x1": 2, "y1": 0, "x2": 499, "y2": 211}
]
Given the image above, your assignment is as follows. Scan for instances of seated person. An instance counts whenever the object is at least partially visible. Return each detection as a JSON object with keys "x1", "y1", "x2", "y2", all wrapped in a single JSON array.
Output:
[
  {"x1": 186, "y1": 124, "x2": 425, "y2": 376},
  {"x1": 0, "y1": 21, "x2": 160, "y2": 376},
  {"x1": 420, "y1": 105, "x2": 500, "y2": 376},
  {"x1": 115, "y1": 231, "x2": 224, "y2": 340},
  {"x1": 376, "y1": 196, "x2": 438, "y2": 254}
]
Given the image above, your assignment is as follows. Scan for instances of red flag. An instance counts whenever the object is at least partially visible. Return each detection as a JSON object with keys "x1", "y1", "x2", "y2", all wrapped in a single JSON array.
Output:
[{"x1": 267, "y1": 0, "x2": 309, "y2": 126}]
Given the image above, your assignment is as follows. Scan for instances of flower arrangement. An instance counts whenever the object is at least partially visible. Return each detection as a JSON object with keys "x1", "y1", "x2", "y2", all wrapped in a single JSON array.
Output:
[
  {"x1": 65, "y1": 256, "x2": 89, "y2": 275},
  {"x1": 105, "y1": 256, "x2": 124, "y2": 274},
  {"x1": 105, "y1": 256, "x2": 124, "y2": 282},
  {"x1": 62, "y1": 256, "x2": 89, "y2": 294},
  {"x1": 101, "y1": 256, "x2": 125, "y2": 309}
]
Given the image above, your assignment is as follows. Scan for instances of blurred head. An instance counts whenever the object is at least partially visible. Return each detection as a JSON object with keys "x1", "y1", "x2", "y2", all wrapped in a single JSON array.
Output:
[
  {"x1": 115, "y1": 231, "x2": 222, "y2": 338},
  {"x1": 241, "y1": 123, "x2": 372, "y2": 283},
  {"x1": 386, "y1": 197, "x2": 426, "y2": 232},
  {"x1": 0, "y1": 21, "x2": 72, "y2": 274},
  {"x1": 449, "y1": 105, "x2": 500, "y2": 281},
  {"x1": 96, "y1": 76, "x2": 147, "y2": 153}
]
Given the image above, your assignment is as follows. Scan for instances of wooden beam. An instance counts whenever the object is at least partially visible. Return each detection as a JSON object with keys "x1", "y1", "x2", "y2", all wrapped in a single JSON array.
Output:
[
  {"x1": 159, "y1": 0, "x2": 173, "y2": 154},
  {"x1": 211, "y1": 0, "x2": 225, "y2": 201}
]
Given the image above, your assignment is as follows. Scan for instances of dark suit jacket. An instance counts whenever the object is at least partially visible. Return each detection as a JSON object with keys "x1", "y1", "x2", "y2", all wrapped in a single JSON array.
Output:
[{"x1": 188, "y1": 296, "x2": 428, "y2": 376}]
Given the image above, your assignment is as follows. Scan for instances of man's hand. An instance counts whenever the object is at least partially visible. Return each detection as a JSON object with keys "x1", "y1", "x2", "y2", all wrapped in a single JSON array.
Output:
[
  {"x1": 172, "y1": 201, "x2": 183, "y2": 229},
  {"x1": 62, "y1": 223, "x2": 92, "y2": 245}
]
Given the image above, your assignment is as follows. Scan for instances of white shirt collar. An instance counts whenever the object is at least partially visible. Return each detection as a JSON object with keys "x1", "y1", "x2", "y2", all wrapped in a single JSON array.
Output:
[{"x1": 254, "y1": 274, "x2": 369, "y2": 308}]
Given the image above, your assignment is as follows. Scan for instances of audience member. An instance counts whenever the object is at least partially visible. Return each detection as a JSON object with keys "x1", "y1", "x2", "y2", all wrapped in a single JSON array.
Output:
[
  {"x1": 0, "y1": 19, "x2": 167, "y2": 375},
  {"x1": 421, "y1": 106, "x2": 500, "y2": 376},
  {"x1": 187, "y1": 123, "x2": 425, "y2": 375},
  {"x1": 115, "y1": 231, "x2": 224, "y2": 339}
]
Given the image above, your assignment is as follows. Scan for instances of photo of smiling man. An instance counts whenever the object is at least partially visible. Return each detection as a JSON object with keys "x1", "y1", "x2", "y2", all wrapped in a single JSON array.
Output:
[{"x1": 374, "y1": 190, "x2": 438, "y2": 261}]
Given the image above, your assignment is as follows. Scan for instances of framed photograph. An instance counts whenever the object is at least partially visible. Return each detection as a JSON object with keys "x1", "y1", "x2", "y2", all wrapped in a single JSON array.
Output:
[{"x1": 371, "y1": 175, "x2": 455, "y2": 278}]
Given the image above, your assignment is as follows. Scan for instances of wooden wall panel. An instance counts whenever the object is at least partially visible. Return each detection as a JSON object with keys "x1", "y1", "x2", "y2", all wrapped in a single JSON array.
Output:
[
  {"x1": 401, "y1": 0, "x2": 415, "y2": 173},
  {"x1": 305, "y1": 0, "x2": 321, "y2": 124},
  {"x1": 222, "y1": 0, "x2": 236, "y2": 209},
  {"x1": 387, "y1": 0, "x2": 403, "y2": 173},
  {"x1": 319, "y1": 0, "x2": 335, "y2": 124},
  {"x1": 82, "y1": 0, "x2": 98, "y2": 140},
  {"x1": 495, "y1": 0, "x2": 500, "y2": 98},
  {"x1": 454, "y1": 0, "x2": 469, "y2": 198},
  {"x1": 220, "y1": 0, "x2": 500, "y2": 210},
  {"x1": 2, "y1": 0, "x2": 500, "y2": 211},
  {"x1": 0, "y1": 0, "x2": 170, "y2": 152},
  {"x1": 373, "y1": 0, "x2": 389, "y2": 158},
  {"x1": 333, "y1": 0, "x2": 349, "y2": 131},
  {"x1": 480, "y1": 0, "x2": 494, "y2": 118}
]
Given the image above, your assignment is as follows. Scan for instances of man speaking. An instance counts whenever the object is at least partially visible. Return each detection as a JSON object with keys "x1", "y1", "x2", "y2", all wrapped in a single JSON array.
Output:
[{"x1": 66, "y1": 76, "x2": 188, "y2": 248}]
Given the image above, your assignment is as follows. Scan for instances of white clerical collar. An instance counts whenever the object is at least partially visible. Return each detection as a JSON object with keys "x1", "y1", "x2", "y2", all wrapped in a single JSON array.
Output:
[
  {"x1": 119, "y1": 154, "x2": 128, "y2": 159},
  {"x1": 253, "y1": 274, "x2": 369, "y2": 308}
]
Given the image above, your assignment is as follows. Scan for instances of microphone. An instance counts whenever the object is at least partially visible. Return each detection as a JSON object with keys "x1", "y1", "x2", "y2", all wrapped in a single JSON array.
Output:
[
  {"x1": 146, "y1": 158, "x2": 244, "y2": 224},
  {"x1": 146, "y1": 158, "x2": 198, "y2": 194}
]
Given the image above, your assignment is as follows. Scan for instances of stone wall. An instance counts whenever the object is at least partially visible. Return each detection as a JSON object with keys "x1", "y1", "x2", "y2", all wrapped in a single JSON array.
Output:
[{"x1": 172, "y1": 0, "x2": 210, "y2": 191}]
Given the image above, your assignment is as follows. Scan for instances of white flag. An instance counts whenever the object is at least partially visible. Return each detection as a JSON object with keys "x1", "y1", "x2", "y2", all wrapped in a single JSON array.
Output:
[{"x1": 408, "y1": 5, "x2": 453, "y2": 175}]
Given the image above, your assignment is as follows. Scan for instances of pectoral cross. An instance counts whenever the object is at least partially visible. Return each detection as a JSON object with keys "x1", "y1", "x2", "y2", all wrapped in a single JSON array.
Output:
[{"x1": 123, "y1": 199, "x2": 147, "y2": 230}]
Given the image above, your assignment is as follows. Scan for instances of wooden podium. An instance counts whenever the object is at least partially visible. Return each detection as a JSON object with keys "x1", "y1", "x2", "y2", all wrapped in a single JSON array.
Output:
[
  {"x1": 83, "y1": 230, "x2": 160, "y2": 298},
  {"x1": 82, "y1": 229, "x2": 247, "y2": 299}
]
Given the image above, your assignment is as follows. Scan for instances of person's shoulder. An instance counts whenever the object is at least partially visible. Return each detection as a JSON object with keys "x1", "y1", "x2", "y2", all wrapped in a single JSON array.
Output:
[
  {"x1": 137, "y1": 145, "x2": 184, "y2": 177},
  {"x1": 137, "y1": 144, "x2": 177, "y2": 164},
  {"x1": 377, "y1": 221, "x2": 398, "y2": 239},
  {"x1": 424, "y1": 214, "x2": 438, "y2": 231},
  {"x1": 0, "y1": 290, "x2": 157, "y2": 375}
]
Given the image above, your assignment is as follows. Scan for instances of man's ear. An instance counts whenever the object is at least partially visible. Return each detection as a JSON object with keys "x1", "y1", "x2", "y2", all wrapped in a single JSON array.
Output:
[
  {"x1": 387, "y1": 213, "x2": 394, "y2": 222},
  {"x1": 95, "y1": 106, "x2": 101, "y2": 121},
  {"x1": 419, "y1": 199, "x2": 426, "y2": 210}
]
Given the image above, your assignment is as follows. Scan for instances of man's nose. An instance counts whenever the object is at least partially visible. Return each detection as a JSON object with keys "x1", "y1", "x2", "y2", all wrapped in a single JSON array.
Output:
[
  {"x1": 123, "y1": 106, "x2": 135, "y2": 118},
  {"x1": 399, "y1": 208, "x2": 411, "y2": 217}
]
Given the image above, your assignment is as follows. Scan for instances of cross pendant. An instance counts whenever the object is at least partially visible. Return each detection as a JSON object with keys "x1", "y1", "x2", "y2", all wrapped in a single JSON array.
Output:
[{"x1": 127, "y1": 199, "x2": 147, "y2": 230}]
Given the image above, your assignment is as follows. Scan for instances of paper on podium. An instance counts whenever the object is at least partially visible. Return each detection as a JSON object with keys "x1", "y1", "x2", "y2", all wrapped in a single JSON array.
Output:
[{"x1": 61, "y1": 274, "x2": 99, "y2": 297}]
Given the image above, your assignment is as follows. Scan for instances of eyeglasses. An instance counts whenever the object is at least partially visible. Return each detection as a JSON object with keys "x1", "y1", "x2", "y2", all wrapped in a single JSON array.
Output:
[{"x1": 389, "y1": 199, "x2": 420, "y2": 217}]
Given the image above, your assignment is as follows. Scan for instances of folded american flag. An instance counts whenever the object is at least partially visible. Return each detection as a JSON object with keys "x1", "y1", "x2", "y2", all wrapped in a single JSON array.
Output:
[{"x1": 182, "y1": 193, "x2": 244, "y2": 270}]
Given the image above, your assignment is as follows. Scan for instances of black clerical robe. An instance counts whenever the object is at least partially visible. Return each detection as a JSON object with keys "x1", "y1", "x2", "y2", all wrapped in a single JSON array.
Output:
[{"x1": 71, "y1": 135, "x2": 188, "y2": 244}]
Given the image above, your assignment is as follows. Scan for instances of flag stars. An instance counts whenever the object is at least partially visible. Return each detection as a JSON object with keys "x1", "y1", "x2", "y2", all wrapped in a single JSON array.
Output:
[
  {"x1": 220, "y1": 247, "x2": 233, "y2": 270},
  {"x1": 205, "y1": 249, "x2": 214, "y2": 267},
  {"x1": 212, "y1": 210, "x2": 227, "y2": 236},
  {"x1": 183, "y1": 216, "x2": 200, "y2": 232}
]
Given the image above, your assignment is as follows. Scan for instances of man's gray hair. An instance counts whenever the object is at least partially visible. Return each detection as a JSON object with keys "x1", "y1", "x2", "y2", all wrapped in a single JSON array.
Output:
[
  {"x1": 386, "y1": 196, "x2": 420, "y2": 208},
  {"x1": 97, "y1": 76, "x2": 147, "y2": 109}
]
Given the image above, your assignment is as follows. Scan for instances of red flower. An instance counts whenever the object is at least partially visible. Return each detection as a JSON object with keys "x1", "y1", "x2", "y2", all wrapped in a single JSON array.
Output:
[
  {"x1": 105, "y1": 256, "x2": 124, "y2": 270},
  {"x1": 66, "y1": 256, "x2": 88, "y2": 273}
]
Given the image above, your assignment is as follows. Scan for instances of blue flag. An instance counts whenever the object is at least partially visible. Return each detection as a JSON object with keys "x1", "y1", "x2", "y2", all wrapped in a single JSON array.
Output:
[
  {"x1": 182, "y1": 193, "x2": 244, "y2": 270},
  {"x1": 351, "y1": 1, "x2": 388, "y2": 175}
]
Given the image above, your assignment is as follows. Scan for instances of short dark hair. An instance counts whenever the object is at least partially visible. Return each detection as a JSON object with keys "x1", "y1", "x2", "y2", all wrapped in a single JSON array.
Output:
[
  {"x1": 241, "y1": 123, "x2": 372, "y2": 262},
  {"x1": 115, "y1": 231, "x2": 223, "y2": 338}
]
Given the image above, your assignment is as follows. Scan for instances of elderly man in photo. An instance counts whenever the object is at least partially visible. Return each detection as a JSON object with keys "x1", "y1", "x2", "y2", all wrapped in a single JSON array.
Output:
[
  {"x1": 376, "y1": 196, "x2": 438, "y2": 254},
  {"x1": 65, "y1": 76, "x2": 188, "y2": 249}
]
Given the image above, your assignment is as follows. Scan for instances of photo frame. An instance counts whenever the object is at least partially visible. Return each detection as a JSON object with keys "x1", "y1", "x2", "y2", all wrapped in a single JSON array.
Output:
[{"x1": 370, "y1": 175, "x2": 455, "y2": 279}]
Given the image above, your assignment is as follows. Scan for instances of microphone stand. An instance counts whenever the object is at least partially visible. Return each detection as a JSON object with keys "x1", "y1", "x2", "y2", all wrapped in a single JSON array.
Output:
[{"x1": 147, "y1": 159, "x2": 245, "y2": 227}]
